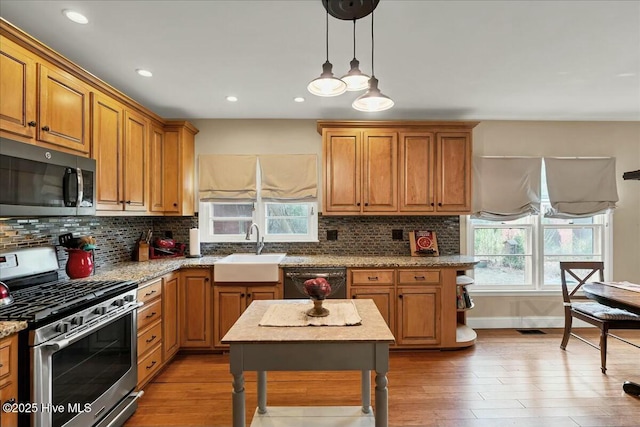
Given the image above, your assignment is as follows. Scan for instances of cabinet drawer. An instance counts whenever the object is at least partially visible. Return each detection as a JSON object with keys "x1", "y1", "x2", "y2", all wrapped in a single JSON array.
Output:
[
  {"x1": 137, "y1": 279, "x2": 162, "y2": 305},
  {"x1": 351, "y1": 270, "x2": 394, "y2": 285},
  {"x1": 137, "y1": 321, "x2": 162, "y2": 357},
  {"x1": 397, "y1": 269, "x2": 440, "y2": 285},
  {"x1": 0, "y1": 340, "x2": 11, "y2": 382},
  {"x1": 137, "y1": 344, "x2": 162, "y2": 386},
  {"x1": 138, "y1": 298, "x2": 162, "y2": 330}
]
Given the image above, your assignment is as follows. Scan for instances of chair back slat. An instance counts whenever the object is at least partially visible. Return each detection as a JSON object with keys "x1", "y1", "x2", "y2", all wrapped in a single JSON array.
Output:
[{"x1": 560, "y1": 261, "x2": 605, "y2": 303}]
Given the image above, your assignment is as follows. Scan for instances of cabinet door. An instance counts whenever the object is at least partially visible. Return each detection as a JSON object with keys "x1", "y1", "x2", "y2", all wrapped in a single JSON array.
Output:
[
  {"x1": 180, "y1": 269, "x2": 212, "y2": 348},
  {"x1": 436, "y1": 133, "x2": 471, "y2": 213},
  {"x1": 0, "y1": 36, "x2": 36, "y2": 140},
  {"x1": 399, "y1": 132, "x2": 435, "y2": 212},
  {"x1": 0, "y1": 334, "x2": 18, "y2": 427},
  {"x1": 213, "y1": 286, "x2": 247, "y2": 348},
  {"x1": 350, "y1": 287, "x2": 395, "y2": 333},
  {"x1": 149, "y1": 125, "x2": 165, "y2": 213},
  {"x1": 123, "y1": 109, "x2": 148, "y2": 211},
  {"x1": 397, "y1": 286, "x2": 441, "y2": 345},
  {"x1": 38, "y1": 64, "x2": 90, "y2": 154},
  {"x1": 92, "y1": 93, "x2": 124, "y2": 211},
  {"x1": 162, "y1": 129, "x2": 181, "y2": 213},
  {"x1": 362, "y1": 131, "x2": 398, "y2": 212},
  {"x1": 247, "y1": 285, "x2": 281, "y2": 304},
  {"x1": 323, "y1": 130, "x2": 361, "y2": 213},
  {"x1": 162, "y1": 272, "x2": 180, "y2": 361}
]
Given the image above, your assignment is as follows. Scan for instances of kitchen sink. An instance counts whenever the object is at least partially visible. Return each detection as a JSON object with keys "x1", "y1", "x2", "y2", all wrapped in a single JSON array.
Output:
[{"x1": 213, "y1": 253, "x2": 286, "y2": 282}]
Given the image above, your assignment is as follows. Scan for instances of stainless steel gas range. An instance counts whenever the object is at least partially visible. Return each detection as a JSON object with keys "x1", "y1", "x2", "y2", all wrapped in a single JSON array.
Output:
[{"x1": 0, "y1": 247, "x2": 143, "y2": 427}]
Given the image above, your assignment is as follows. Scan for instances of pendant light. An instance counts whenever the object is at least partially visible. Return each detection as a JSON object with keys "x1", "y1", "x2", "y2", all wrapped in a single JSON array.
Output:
[
  {"x1": 307, "y1": 11, "x2": 347, "y2": 97},
  {"x1": 352, "y1": 6, "x2": 394, "y2": 112},
  {"x1": 341, "y1": 19, "x2": 370, "y2": 91}
]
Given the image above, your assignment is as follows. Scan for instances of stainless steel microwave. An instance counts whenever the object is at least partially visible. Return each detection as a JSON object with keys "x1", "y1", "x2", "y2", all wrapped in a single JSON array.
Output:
[{"x1": 0, "y1": 137, "x2": 96, "y2": 216}]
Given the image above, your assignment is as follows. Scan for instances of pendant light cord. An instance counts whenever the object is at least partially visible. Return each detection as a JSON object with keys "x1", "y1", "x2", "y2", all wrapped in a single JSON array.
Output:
[
  {"x1": 370, "y1": 4, "x2": 375, "y2": 76},
  {"x1": 325, "y1": 11, "x2": 329, "y2": 62},
  {"x1": 352, "y1": 19, "x2": 356, "y2": 58}
]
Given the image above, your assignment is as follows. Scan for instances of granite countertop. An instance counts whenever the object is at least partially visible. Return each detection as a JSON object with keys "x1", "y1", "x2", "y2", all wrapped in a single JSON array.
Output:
[
  {"x1": 0, "y1": 321, "x2": 28, "y2": 339},
  {"x1": 86, "y1": 254, "x2": 477, "y2": 284}
]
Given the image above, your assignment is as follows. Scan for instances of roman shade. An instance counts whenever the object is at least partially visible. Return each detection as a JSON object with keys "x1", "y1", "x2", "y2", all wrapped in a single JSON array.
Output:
[
  {"x1": 198, "y1": 155, "x2": 257, "y2": 201},
  {"x1": 472, "y1": 156, "x2": 542, "y2": 221},
  {"x1": 259, "y1": 154, "x2": 318, "y2": 199},
  {"x1": 544, "y1": 157, "x2": 618, "y2": 218}
]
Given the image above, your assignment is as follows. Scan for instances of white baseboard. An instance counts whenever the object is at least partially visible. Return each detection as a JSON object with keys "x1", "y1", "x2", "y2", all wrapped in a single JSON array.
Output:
[{"x1": 467, "y1": 316, "x2": 594, "y2": 329}]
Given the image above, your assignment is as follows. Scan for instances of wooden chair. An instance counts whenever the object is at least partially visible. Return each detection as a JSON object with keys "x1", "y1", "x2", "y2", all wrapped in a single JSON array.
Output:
[{"x1": 560, "y1": 261, "x2": 640, "y2": 373}]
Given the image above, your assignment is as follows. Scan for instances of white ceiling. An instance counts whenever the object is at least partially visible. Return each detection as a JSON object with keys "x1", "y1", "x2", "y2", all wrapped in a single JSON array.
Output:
[{"x1": 1, "y1": 1, "x2": 639, "y2": 121}]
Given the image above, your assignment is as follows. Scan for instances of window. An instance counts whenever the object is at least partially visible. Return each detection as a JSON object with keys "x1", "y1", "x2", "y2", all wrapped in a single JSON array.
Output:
[
  {"x1": 467, "y1": 164, "x2": 612, "y2": 291},
  {"x1": 198, "y1": 159, "x2": 318, "y2": 243}
]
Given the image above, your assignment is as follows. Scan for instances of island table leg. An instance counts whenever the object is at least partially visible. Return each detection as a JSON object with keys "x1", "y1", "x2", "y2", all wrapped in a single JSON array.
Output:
[
  {"x1": 232, "y1": 372, "x2": 245, "y2": 427},
  {"x1": 361, "y1": 370, "x2": 371, "y2": 413},
  {"x1": 375, "y1": 371, "x2": 388, "y2": 427},
  {"x1": 257, "y1": 371, "x2": 267, "y2": 413}
]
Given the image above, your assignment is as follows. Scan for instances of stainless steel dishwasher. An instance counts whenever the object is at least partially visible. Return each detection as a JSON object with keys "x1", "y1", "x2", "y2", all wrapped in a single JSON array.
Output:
[{"x1": 283, "y1": 267, "x2": 347, "y2": 299}]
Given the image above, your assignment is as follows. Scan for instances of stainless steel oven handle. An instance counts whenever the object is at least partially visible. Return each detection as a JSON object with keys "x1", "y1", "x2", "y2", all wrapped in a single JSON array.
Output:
[
  {"x1": 45, "y1": 302, "x2": 142, "y2": 351},
  {"x1": 76, "y1": 167, "x2": 84, "y2": 206}
]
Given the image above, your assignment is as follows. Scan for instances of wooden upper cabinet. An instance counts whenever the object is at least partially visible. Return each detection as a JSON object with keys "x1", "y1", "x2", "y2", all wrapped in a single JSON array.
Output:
[
  {"x1": 38, "y1": 64, "x2": 90, "y2": 154},
  {"x1": 92, "y1": 93, "x2": 124, "y2": 211},
  {"x1": 123, "y1": 110, "x2": 148, "y2": 211},
  {"x1": 399, "y1": 132, "x2": 435, "y2": 212},
  {"x1": 0, "y1": 36, "x2": 36, "y2": 140},
  {"x1": 161, "y1": 122, "x2": 198, "y2": 215},
  {"x1": 436, "y1": 133, "x2": 471, "y2": 213},
  {"x1": 319, "y1": 121, "x2": 477, "y2": 216},
  {"x1": 150, "y1": 125, "x2": 165, "y2": 213},
  {"x1": 323, "y1": 130, "x2": 361, "y2": 213},
  {"x1": 0, "y1": 36, "x2": 89, "y2": 155},
  {"x1": 323, "y1": 129, "x2": 397, "y2": 214}
]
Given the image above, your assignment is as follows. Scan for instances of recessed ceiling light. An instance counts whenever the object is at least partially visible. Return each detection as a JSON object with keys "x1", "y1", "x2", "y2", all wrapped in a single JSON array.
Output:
[
  {"x1": 62, "y1": 9, "x2": 88, "y2": 24},
  {"x1": 226, "y1": 96, "x2": 238, "y2": 102},
  {"x1": 294, "y1": 97, "x2": 305, "y2": 103},
  {"x1": 136, "y1": 69, "x2": 153, "y2": 77},
  {"x1": 616, "y1": 72, "x2": 636, "y2": 78}
]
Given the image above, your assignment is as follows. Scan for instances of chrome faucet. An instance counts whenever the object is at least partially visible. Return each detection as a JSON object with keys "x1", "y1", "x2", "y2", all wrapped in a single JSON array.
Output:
[{"x1": 245, "y1": 223, "x2": 265, "y2": 255}]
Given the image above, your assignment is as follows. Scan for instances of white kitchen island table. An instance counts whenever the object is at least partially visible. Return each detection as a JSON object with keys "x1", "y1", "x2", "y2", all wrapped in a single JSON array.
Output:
[{"x1": 221, "y1": 299, "x2": 395, "y2": 427}]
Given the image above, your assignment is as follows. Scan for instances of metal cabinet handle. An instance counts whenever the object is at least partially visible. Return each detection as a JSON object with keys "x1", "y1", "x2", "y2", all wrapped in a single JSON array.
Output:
[
  {"x1": 146, "y1": 361, "x2": 157, "y2": 370},
  {"x1": 28, "y1": 121, "x2": 36, "y2": 127},
  {"x1": 146, "y1": 335, "x2": 157, "y2": 343},
  {"x1": 205, "y1": 278, "x2": 210, "y2": 282},
  {"x1": 430, "y1": 202, "x2": 434, "y2": 206},
  {"x1": 173, "y1": 203, "x2": 178, "y2": 207},
  {"x1": 356, "y1": 202, "x2": 361, "y2": 206},
  {"x1": 144, "y1": 290, "x2": 157, "y2": 297},
  {"x1": 145, "y1": 311, "x2": 156, "y2": 318},
  {"x1": 414, "y1": 276, "x2": 425, "y2": 280},
  {"x1": 438, "y1": 202, "x2": 442, "y2": 206},
  {"x1": 240, "y1": 293, "x2": 245, "y2": 297},
  {"x1": 352, "y1": 295, "x2": 357, "y2": 299},
  {"x1": 126, "y1": 201, "x2": 132, "y2": 204},
  {"x1": 246, "y1": 293, "x2": 251, "y2": 298},
  {"x1": 42, "y1": 125, "x2": 50, "y2": 131},
  {"x1": 368, "y1": 276, "x2": 379, "y2": 281},
  {"x1": 398, "y1": 294, "x2": 403, "y2": 299}
]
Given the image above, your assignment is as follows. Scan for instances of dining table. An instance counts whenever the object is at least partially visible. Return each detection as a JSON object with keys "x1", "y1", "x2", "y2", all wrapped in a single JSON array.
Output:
[{"x1": 582, "y1": 281, "x2": 640, "y2": 396}]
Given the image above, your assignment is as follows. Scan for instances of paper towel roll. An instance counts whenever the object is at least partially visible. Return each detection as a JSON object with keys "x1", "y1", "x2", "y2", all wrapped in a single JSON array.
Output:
[{"x1": 189, "y1": 228, "x2": 201, "y2": 256}]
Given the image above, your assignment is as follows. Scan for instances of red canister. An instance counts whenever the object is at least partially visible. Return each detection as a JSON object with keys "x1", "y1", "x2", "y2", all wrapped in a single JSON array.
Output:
[{"x1": 65, "y1": 249, "x2": 94, "y2": 279}]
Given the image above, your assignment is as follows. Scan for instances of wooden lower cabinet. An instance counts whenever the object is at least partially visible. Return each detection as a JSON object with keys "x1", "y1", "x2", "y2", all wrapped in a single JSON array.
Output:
[
  {"x1": 180, "y1": 268, "x2": 213, "y2": 349},
  {"x1": 162, "y1": 272, "x2": 180, "y2": 361},
  {"x1": 136, "y1": 278, "x2": 163, "y2": 389},
  {"x1": 0, "y1": 334, "x2": 18, "y2": 427},
  {"x1": 213, "y1": 283, "x2": 281, "y2": 348},
  {"x1": 350, "y1": 286, "x2": 395, "y2": 335},
  {"x1": 396, "y1": 286, "x2": 441, "y2": 346}
]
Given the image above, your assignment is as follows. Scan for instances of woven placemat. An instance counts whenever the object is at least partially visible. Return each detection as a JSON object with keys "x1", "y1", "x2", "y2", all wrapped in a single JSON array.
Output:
[{"x1": 259, "y1": 300, "x2": 362, "y2": 327}]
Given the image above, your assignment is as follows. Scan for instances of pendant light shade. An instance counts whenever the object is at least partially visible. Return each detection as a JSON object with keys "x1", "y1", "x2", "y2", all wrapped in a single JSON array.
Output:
[
  {"x1": 341, "y1": 20, "x2": 370, "y2": 91},
  {"x1": 352, "y1": 4, "x2": 394, "y2": 111},
  {"x1": 308, "y1": 11, "x2": 347, "y2": 97},
  {"x1": 352, "y1": 76, "x2": 394, "y2": 111},
  {"x1": 308, "y1": 60, "x2": 347, "y2": 96}
]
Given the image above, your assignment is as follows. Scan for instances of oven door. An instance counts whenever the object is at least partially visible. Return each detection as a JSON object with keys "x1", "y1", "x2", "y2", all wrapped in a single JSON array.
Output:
[{"x1": 32, "y1": 306, "x2": 138, "y2": 427}]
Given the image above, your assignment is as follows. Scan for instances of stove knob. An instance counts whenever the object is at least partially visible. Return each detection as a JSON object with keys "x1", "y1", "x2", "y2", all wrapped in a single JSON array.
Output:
[
  {"x1": 71, "y1": 316, "x2": 84, "y2": 326},
  {"x1": 124, "y1": 295, "x2": 135, "y2": 303},
  {"x1": 94, "y1": 306, "x2": 107, "y2": 315},
  {"x1": 113, "y1": 298, "x2": 125, "y2": 307},
  {"x1": 56, "y1": 322, "x2": 71, "y2": 333}
]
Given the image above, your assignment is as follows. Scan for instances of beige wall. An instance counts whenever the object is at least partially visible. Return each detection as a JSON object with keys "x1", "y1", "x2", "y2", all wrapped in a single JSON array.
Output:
[{"x1": 191, "y1": 119, "x2": 640, "y2": 328}]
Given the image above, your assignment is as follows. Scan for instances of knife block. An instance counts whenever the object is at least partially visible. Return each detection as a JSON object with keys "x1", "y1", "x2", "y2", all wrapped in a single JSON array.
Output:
[{"x1": 136, "y1": 242, "x2": 149, "y2": 262}]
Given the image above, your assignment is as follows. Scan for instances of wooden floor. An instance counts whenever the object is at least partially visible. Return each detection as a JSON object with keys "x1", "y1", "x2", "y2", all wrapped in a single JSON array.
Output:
[{"x1": 124, "y1": 329, "x2": 640, "y2": 427}]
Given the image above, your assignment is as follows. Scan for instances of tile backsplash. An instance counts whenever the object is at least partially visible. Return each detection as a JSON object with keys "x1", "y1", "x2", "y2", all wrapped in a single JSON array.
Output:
[{"x1": 1, "y1": 215, "x2": 460, "y2": 274}]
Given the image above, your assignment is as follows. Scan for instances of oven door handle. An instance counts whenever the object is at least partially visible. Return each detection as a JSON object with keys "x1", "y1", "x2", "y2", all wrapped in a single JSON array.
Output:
[{"x1": 45, "y1": 302, "x2": 142, "y2": 351}]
